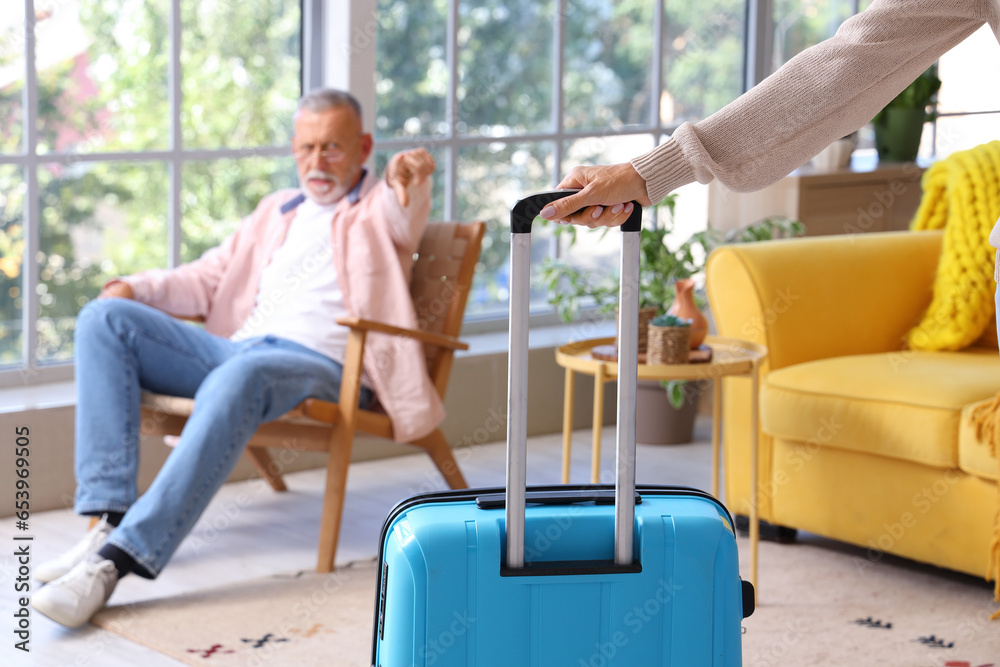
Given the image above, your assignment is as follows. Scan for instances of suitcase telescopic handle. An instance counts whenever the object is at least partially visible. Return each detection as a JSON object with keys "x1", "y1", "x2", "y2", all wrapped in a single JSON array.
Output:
[{"x1": 506, "y1": 190, "x2": 642, "y2": 570}]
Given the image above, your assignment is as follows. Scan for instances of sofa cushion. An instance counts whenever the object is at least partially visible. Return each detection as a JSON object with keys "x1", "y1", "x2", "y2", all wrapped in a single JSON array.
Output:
[
  {"x1": 959, "y1": 398, "x2": 1000, "y2": 481},
  {"x1": 762, "y1": 347, "x2": 1000, "y2": 469}
]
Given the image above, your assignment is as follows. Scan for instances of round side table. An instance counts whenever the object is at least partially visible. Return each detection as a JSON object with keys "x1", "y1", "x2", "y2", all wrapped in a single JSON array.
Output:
[{"x1": 555, "y1": 334, "x2": 767, "y2": 588}]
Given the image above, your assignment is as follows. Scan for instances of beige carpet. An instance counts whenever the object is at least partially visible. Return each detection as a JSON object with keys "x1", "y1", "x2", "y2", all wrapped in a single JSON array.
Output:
[
  {"x1": 92, "y1": 537, "x2": 1000, "y2": 666},
  {"x1": 92, "y1": 559, "x2": 378, "y2": 667}
]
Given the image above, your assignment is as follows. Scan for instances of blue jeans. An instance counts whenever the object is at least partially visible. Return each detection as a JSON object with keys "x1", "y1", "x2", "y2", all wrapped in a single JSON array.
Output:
[{"x1": 73, "y1": 298, "x2": 373, "y2": 578}]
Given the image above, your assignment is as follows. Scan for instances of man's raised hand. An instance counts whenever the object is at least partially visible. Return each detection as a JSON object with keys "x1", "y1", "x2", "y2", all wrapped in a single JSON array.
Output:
[{"x1": 387, "y1": 148, "x2": 436, "y2": 208}]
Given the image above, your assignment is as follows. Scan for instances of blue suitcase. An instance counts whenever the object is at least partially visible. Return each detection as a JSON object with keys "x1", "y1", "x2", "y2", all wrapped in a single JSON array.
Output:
[{"x1": 371, "y1": 192, "x2": 754, "y2": 666}]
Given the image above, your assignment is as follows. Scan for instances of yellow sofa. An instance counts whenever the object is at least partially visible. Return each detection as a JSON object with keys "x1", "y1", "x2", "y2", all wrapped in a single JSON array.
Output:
[{"x1": 706, "y1": 230, "x2": 1000, "y2": 579}]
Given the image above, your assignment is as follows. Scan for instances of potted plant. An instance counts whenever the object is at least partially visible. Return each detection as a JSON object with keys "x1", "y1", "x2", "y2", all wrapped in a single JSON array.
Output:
[
  {"x1": 640, "y1": 312, "x2": 700, "y2": 445},
  {"x1": 539, "y1": 199, "x2": 802, "y2": 335},
  {"x1": 538, "y1": 199, "x2": 804, "y2": 444},
  {"x1": 647, "y1": 313, "x2": 692, "y2": 365},
  {"x1": 639, "y1": 312, "x2": 708, "y2": 444},
  {"x1": 541, "y1": 195, "x2": 707, "y2": 319},
  {"x1": 871, "y1": 64, "x2": 941, "y2": 163}
]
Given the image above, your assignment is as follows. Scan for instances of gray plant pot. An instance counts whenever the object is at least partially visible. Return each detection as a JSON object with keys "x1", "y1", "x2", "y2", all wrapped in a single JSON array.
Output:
[{"x1": 635, "y1": 379, "x2": 701, "y2": 445}]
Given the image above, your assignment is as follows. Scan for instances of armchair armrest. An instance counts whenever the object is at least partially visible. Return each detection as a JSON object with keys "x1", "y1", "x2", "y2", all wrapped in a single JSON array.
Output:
[
  {"x1": 335, "y1": 316, "x2": 469, "y2": 351},
  {"x1": 706, "y1": 230, "x2": 943, "y2": 370}
]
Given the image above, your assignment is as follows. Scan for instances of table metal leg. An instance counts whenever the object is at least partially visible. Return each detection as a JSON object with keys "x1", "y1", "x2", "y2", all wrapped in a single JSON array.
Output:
[
  {"x1": 591, "y1": 363, "x2": 606, "y2": 484},
  {"x1": 561, "y1": 367, "x2": 574, "y2": 484},
  {"x1": 712, "y1": 377, "x2": 722, "y2": 499},
  {"x1": 749, "y1": 362, "x2": 761, "y2": 594}
]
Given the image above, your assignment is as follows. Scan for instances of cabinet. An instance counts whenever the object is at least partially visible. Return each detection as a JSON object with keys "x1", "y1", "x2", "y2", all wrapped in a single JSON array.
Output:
[{"x1": 708, "y1": 154, "x2": 928, "y2": 237}]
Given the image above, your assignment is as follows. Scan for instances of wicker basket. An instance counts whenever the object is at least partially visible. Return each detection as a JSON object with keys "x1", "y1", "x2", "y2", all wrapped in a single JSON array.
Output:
[
  {"x1": 647, "y1": 325, "x2": 691, "y2": 365},
  {"x1": 615, "y1": 306, "x2": 659, "y2": 355},
  {"x1": 637, "y1": 307, "x2": 658, "y2": 355}
]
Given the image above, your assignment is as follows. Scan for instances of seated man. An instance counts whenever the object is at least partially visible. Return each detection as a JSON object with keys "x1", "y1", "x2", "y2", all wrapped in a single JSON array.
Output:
[{"x1": 31, "y1": 88, "x2": 443, "y2": 628}]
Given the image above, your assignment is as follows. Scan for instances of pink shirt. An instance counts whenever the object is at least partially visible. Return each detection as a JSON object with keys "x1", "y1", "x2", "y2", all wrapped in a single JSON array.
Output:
[{"x1": 123, "y1": 171, "x2": 444, "y2": 443}]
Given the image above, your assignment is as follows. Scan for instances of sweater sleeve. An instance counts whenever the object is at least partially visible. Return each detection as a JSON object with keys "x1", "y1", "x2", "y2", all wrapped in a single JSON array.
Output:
[{"x1": 633, "y1": 0, "x2": 999, "y2": 204}]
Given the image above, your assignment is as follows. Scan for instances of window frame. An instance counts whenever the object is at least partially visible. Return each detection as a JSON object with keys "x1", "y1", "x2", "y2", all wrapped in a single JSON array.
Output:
[
  {"x1": 0, "y1": 0, "x2": 304, "y2": 387},
  {"x1": 928, "y1": 21, "x2": 1000, "y2": 157},
  {"x1": 367, "y1": 0, "x2": 760, "y2": 332},
  {"x1": 2, "y1": 0, "x2": 759, "y2": 385},
  {"x1": 17, "y1": 0, "x2": 969, "y2": 385}
]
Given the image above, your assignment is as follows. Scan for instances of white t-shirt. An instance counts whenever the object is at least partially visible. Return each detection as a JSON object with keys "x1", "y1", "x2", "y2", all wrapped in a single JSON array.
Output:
[{"x1": 231, "y1": 197, "x2": 356, "y2": 368}]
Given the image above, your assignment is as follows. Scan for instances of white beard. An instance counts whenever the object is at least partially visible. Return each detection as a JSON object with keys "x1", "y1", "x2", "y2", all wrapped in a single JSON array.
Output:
[{"x1": 300, "y1": 169, "x2": 351, "y2": 205}]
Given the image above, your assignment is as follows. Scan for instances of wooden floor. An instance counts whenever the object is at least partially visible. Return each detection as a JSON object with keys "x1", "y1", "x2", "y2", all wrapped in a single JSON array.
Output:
[{"x1": 2, "y1": 418, "x2": 715, "y2": 666}]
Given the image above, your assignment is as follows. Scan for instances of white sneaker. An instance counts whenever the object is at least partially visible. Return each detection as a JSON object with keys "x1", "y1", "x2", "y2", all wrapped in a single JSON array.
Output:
[
  {"x1": 35, "y1": 516, "x2": 113, "y2": 583},
  {"x1": 31, "y1": 557, "x2": 119, "y2": 628}
]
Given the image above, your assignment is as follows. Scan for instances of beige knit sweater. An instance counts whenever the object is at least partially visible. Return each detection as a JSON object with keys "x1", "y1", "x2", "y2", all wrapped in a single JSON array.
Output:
[{"x1": 632, "y1": 0, "x2": 1000, "y2": 218}]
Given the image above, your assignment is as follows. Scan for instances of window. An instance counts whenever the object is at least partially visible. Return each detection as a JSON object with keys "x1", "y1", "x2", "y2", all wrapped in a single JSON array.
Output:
[
  {"x1": 930, "y1": 24, "x2": 1000, "y2": 158},
  {"x1": 760, "y1": 0, "x2": 998, "y2": 162},
  {"x1": 7, "y1": 1, "x2": 989, "y2": 386},
  {"x1": 374, "y1": 0, "x2": 928, "y2": 326},
  {"x1": 0, "y1": 0, "x2": 301, "y2": 385},
  {"x1": 374, "y1": 0, "x2": 746, "y2": 324},
  {"x1": 770, "y1": 0, "x2": 855, "y2": 71}
]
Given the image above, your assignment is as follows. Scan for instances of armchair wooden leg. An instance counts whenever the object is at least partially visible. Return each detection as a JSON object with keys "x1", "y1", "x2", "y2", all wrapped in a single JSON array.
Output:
[
  {"x1": 244, "y1": 446, "x2": 288, "y2": 492},
  {"x1": 315, "y1": 326, "x2": 366, "y2": 573},
  {"x1": 316, "y1": 424, "x2": 355, "y2": 573},
  {"x1": 412, "y1": 429, "x2": 468, "y2": 490}
]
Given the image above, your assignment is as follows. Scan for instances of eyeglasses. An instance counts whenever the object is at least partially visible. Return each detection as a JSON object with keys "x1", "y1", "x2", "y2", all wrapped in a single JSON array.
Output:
[{"x1": 292, "y1": 142, "x2": 349, "y2": 163}]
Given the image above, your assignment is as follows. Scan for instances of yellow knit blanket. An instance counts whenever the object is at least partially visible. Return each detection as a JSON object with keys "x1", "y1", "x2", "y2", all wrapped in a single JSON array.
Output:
[
  {"x1": 971, "y1": 394, "x2": 1000, "y2": 620},
  {"x1": 904, "y1": 140, "x2": 1000, "y2": 350},
  {"x1": 917, "y1": 141, "x2": 1000, "y2": 616}
]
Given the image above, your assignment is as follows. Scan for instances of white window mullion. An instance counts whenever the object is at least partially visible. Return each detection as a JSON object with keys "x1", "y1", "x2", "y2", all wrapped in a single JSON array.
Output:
[
  {"x1": 323, "y1": 0, "x2": 378, "y2": 138},
  {"x1": 552, "y1": 0, "x2": 566, "y2": 187},
  {"x1": 652, "y1": 0, "x2": 665, "y2": 132},
  {"x1": 744, "y1": 0, "x2": 773, "y2": 90},
  {"x1": 551, "y1": 0, "x2": 567, "y2": 259},
  {"x1": 302, "y1": 0, "x2": 324, "y2": 92},
  {"x1": 650, "y1": 0, "x2": 667, "y2": 229},
  {"x1": 22, "y1": 0, "x2": 40, "y2": 376},
  {"x1": 169, "y1": 0, "x2": 183, "y2": 268},
  {"x1": 446, "y1": 0, "x2": 460, "y2": 221}
]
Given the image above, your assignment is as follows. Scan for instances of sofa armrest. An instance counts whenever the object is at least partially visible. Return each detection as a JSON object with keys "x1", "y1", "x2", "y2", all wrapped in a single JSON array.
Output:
[{"x1": 706, "y1": 230, "x2": 943, "y2": 371}]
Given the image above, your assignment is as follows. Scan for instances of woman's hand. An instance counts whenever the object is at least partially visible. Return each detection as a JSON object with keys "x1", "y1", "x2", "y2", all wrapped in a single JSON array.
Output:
[{"x1": 540, "y1": 162, "x2": 651, "y2": 228}]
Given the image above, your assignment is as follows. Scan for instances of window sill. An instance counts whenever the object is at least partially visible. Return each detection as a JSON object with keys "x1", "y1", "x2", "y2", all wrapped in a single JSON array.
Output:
[
  {"x1": 0, "y1": 322, "x2": 617, "y2": 414},
  {"x1": 457, "y1": 320, "x2": 616, "y2": 357},
  {"x1": 0, "y1": 381, "x2": 76, "y2": 414}
]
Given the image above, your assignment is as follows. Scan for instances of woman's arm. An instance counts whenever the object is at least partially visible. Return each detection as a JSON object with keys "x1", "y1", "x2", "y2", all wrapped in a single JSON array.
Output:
[{"x1": 543, "y1": 0, "x2": 999, "y2": 227}]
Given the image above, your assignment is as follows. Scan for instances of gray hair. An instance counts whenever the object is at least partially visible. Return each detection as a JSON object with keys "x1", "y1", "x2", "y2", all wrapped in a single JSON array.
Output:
[{"x1": 296, "y1": 88, "x2": 363, "y2": 118}]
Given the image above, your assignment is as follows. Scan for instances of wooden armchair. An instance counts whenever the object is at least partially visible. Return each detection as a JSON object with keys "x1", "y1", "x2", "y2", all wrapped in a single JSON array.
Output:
[{"x1": 139, "y1": 221, "x2": 486, "y2": 572}]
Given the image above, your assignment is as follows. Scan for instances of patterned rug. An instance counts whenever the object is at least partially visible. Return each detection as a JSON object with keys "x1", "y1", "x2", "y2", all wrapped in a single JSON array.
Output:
[
  {"x1": 740, "y1": 537, "x2": 1000, "y2": 666},
  {"x1": 92, "y1": 559, "x2": 377, "y2": 667},
  {"x1": 91, "y1": 537, "x2": 1000, "y2": 666}
]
